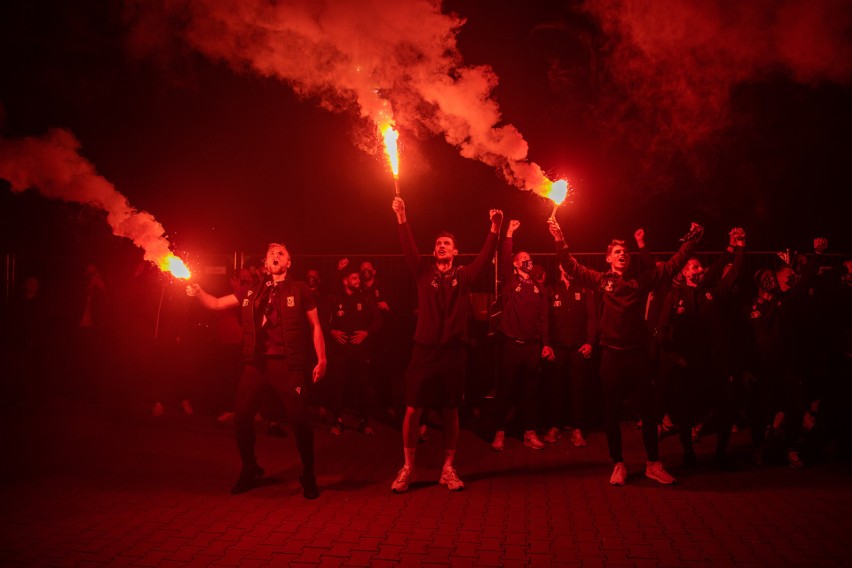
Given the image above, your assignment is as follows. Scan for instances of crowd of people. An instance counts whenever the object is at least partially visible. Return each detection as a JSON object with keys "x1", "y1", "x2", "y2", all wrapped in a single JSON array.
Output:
[{"x1": 3, "y1": 199, "x2": 849, "y2": 499}]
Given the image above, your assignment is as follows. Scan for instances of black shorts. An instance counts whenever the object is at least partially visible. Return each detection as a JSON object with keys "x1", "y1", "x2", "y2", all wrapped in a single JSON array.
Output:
[{"x1": 404, "y1": 344, "x2": 466, "y2": 408}]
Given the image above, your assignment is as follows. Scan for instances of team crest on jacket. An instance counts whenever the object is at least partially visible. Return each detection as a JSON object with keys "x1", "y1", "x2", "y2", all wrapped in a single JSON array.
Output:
[
  {"x1": 750, "y1": 305, "x2": 761, "y2": 319},
  {"x1": 574, "y1": 292, "x2": 581, "y2": 301},
  {"x1": 604, "y1": 279, "x2": 614, "y2": 292},
  {"x1": 452, "y1": 279, "x2": 458, "y2": 287},
  {"x1": 705, "y1": 292, "x2": 713, "y2": 301},
  {"x1": 287, "y1": 296, "x2": 295, "y2": 307},
  {"x1": 356, "y1": 303, "x2": 362, "y2": 311},
  {"x1": 242, "y1": 299, "x2": 249, "y2": 307}
]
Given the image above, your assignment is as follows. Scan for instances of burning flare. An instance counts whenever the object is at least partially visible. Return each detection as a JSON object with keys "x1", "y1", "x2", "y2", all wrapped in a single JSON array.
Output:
[
  {"x1": 160, "y1": 253, "x2": 192, "y2": 280},
  {"x1": 381, "y1": 123, "x2": 400, "y2": 178},
  {"x1": 0, "y1": 128, "x2": 191, "y2": 280}
]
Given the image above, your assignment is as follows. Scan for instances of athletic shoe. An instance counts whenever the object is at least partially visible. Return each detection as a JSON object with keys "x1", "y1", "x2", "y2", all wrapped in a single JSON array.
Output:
[
  {"x1": 787, "y1": 449, "x2": 804, "y2": 469},
  {"x1": 645, "y1": 461, "x2": 677, "y2": 485},
  {"x1": 181, "y1": 399, "x2": 194, "y2": 415},
  {"x1": 524, "y1": 430, "x2": 545, "y2": 450},
  {"x1": 439, "y1": 466, "x2": 465, "y2": 491},
  {"x1": 391, "y1": 465, "x2": 415, "y2": 493},
  {"x1": 216, "y1": 411, "x2": 234, "y2": 424},
  {"x1": 330, "y1": 420, "x2": 343, "y2": 436},
  {"x1": 151, "y1": 402, "x2": 165, "y2": 417},
  {"x1": 491, "y1": 430, "x2": 505, "y2": 452},
  {"x1": 571, "y1": 429, "x2": 587, "y2": 447},
  {"x1": 610, "y1": 462, "x2": 627, "y2": 486},
  {"x1": 231, "y1": 463, "x2": 264, "y2": 494},
  {"x1": 543, "y1": 427, "x2": 561, "y2": 444},
  {"x1": 299, "y1": 473, "x2": 320, "y2": 499}
]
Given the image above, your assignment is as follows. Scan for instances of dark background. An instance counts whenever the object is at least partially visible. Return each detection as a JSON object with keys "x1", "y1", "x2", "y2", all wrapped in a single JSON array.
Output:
[{"x1": 2, "y1": 0, "x2": 850, "y2": 269}]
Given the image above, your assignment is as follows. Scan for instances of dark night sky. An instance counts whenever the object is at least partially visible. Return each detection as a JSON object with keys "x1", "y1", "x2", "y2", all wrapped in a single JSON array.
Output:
[{"x1": 1, "y1": 0, "x2": 850, "y2": 267}]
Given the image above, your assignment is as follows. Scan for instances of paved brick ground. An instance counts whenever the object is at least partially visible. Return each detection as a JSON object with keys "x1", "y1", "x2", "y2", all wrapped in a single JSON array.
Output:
[{"x1": 2, "y1": 393, "x2": 851, "y2": 567}]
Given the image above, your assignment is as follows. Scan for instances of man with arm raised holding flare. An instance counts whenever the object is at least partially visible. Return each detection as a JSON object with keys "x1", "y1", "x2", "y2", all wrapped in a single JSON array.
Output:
[
  {"x1": 547, "y1": 218, "x2": 703, "y2": 486},
  {"x1": 186, "y1": 243, "x2": 326, "y2": 499},
  {"x1": 390, "y1": 196, "x2": 503, "y2": 493}
]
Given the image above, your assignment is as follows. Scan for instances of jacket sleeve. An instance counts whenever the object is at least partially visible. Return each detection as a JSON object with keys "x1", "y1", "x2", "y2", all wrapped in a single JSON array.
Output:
[
  {"x1": 398, "y1": 222, "x2": 421, "y2": 277},
  {"x1": 646, "y1": 239, "x2": 696, "y2": 289},
  {"x1": 556, "y1": 243, "x2": 602, "y2": 291},
  {"x1": 463, "y1": 230, "x2": 499, "y2": 283}
]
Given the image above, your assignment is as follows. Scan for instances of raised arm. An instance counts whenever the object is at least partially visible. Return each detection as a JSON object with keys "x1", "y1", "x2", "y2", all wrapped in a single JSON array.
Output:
[
  {"x1": 463, "y1": 209, "x2": 503, "y2": 280},
  {"x1": 186, "y1": 283, "x2": 240, "y2": 310},
  {"x1": 646, "y1": 222, "x2": 704, "y2": 287},
  {"x1": 547, "y1": 218, "x2": 602, "y2": 291},
  {"x1": 393, "y1": 197, "x2": 420, "y2": 275},
  {"x1": 501, "y1": 219, "x2": 520, "y2": 281},
  {"x1": 710, "y1": 227, "x2": 745, "y2": 293}
]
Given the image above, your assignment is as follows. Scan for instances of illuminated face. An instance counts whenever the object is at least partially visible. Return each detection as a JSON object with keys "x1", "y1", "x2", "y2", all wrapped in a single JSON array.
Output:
[
  {"x1": 682, "y1": 259, "x2": 704, "y2": 286},
  {"x1": 433, "y1": 236, "x2": 458, "y2": 262},
  {"x1": 359, "y1": 261, "x2": 375, "y2": 281},
  {"x1": 513, "y1": 252, "x2": 533, "y2": 275},
  {"x1": 343, "y1": 272, "x2": 361, "y2": 292},
  {"x1": 265, "y1": 244, "x2": 291, "y2": 275},
  {"x1": 606, "y1": 245, "x2": 630, "y2": 273}
]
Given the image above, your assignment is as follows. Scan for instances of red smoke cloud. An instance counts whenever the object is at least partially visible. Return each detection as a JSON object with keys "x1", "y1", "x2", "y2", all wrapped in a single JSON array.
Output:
[
  {"x1": 0, "y1": 129, "x2": 183, "y2": 269},
  {"x1": 123, "y1": 0, "x2": 552, "y2": 194},
  {"x1": 584, "y1": 0, "x2": 852, "y2": 148}
]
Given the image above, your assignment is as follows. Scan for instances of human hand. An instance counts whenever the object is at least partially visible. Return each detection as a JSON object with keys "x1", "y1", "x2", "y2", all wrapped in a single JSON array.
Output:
[{"x1": 350, "y1": 330, "x2": 369, "y2": 345}]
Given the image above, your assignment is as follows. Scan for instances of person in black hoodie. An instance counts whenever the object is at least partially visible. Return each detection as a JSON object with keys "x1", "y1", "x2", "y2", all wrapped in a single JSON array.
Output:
[
  {"x1": 488, "y1": 219, "x2": 551, "y2": 452},
  {"x1": 747, "y1": 237, "x2": 829, "y2": 468},
  {"x1": 655, "y1": 228, "x2": 745, "y2": 467},
  {"x1": 548, "y1": 217, "x2": 702, "y2": 486},
  {"x1": 187, "y1": 243, "x2": 327, "y2": 499},
  {"x1": 390, "y1": 197, "x2": 502, "y2": 493},
  {"x1": 325, "y1": 264, "x2": 382, "y2": 435}
]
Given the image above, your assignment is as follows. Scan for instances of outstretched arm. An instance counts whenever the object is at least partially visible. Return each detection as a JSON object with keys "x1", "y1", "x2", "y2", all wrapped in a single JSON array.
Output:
[
  {"x1": 464, "y1": 209, "x2": 503, "y2": 280},
  {"x1": 547, "y1": 218, "x2": 601, "y2": 291},
  {"x1": 501, "y1": 219, "x2": 520, "y2": 280},
  {"x1": 394, "y1": 197, "x2": 420, "y2": 274},
  {"x1": 186, "y1": 283, "x2": 240, "y2": 310}
]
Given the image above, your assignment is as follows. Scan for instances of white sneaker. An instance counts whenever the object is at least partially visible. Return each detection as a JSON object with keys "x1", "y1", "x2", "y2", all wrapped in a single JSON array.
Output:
[
  {"x1": 523, "y1": 430, "x2": 545, "y2": 450},
  {"x1": 571, "y1": 429, "x2": 587, "y2": 447},
  {"x1": 491, "y1": 430, "x2": 505, "y2": 452},
  {"x1": 391, "y1": 465, "x2": 415, "y2": 493},
  {"x1": 645, "y1": 461, "x2": 677, "y2": 485},
  {"x1": 610, "y1": 462, "x2": 627, "y2": 486},
  {"x1": 439, "y1": 466, "x2": 465, "y2": 491}
]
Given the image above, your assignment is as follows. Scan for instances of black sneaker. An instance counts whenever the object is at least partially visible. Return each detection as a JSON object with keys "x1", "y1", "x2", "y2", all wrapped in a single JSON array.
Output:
[
  {"x1": 231, "y1": 464, "x2": 264, "y2": 494},
  {"x1": 300, "y1": 473, "x2": 320, "y2": 499}
]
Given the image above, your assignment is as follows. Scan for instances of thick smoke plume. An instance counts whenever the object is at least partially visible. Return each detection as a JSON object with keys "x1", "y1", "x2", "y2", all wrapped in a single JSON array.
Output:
[
  {"x1": 123, "y1": 0, "x2": 553, "y2": 194},
  {"x1": 0, "y1": 128, "x2": 183, "y2": 269},
  {"x1": 584, "y1": 0, "x2": 852, "y2": 149}
]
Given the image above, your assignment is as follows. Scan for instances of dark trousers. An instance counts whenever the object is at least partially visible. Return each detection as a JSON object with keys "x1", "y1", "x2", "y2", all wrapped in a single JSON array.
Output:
[
  {"x1": 750, "y1": 363, "x2": 805, "y2": 450},
  {"x1": 599, "y1": 346, "x2": 659, "y2": 463},
  {"x1": 328, "y1": 343, "x2": 373, "y2": 423},
  {"x1": 234, "y1": 358, "x2": 314, "y2": 473},
  {"x1": 544, "y1": 345, "x2": 590, "y2": 430},
  {"x1": 490, "y1": 336, "x2": 541, "y2": 432}
]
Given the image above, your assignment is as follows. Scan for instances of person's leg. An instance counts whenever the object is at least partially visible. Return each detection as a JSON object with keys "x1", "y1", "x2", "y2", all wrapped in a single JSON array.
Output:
[
  {"x1": 489, "y1": 338, "x2": 525, "y2": 439},
  {"x1": 599, "y1": 348, "x2": 624, "y2": 463},
  {"x1": 230, "y1": 362, "x2": 268, "y2": 493}
]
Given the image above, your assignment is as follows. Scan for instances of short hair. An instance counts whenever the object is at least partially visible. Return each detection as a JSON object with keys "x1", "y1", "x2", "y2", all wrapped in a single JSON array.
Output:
[
  {"x1": 607, "y1": 239, "x2": 627, "y2": 256},
  {"x1": 266, "y1": 242, "x2": 289, "y2": 255},
  {"x1": 435, "y1": 231, "x2": 457, "y2": 249}
]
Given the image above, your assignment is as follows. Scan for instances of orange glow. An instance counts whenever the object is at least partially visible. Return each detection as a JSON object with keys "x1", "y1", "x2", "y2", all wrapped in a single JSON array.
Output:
[
  {"x1": 380, "y1": 124, "x2": 400, "y2": 178},
  {"x1": 158, "y1": 254, "x2": 191, "y2": 279},
  {"x1": 545, "y1": 179, "x2": 570, "y2": 204}
]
